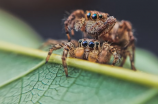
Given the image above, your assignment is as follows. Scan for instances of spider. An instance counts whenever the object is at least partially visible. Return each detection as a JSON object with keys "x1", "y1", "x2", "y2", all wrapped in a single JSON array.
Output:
[
  {"x1": 64, "y1": 10, "x2": 135, "y2": 48},
  {"x1": 64, "y1": 10, "x2": 136, "y2": 70},
  {"x1": 64, "y1": 10, "x2": 117, "y2": 41},
  {"x1": 45, "y1": 38, "x2": 121, "y2": 77}
]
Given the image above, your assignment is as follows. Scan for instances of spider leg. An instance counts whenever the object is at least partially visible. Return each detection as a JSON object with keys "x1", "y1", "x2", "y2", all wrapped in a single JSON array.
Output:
[
  {"x1": 64, "y1": 10, "x2": 85, "y2": 41},
  {"x1": 45, "y1": 43, "x2": 64, "y2": 63},
  {"x1": 120, "y1": 54, "x2": 127, "y2": 67},
  {"x1": 39, "y1": 39, "x2": 62, "y2": 49},
  {"x1": 62, "y1": 42, "x2": 74, "y2": 77},
  {"x1": 126, "y1": 23, "x2": 136, "y2": 70},
  {"x1": 128, "y1": 50, "x2": 136, "y2": 71},
  {"x1": 111, "y1": 47, "x2": 120, "y2": 65},
  {"x1": 131, "y1": 41, "x2": 135, "y2": 62},
  {"x1": 39, "y1": 39, "x2": 78, "y2": 49},
  {"x1": 112, "y1": 54, "x2": 120, "y2": 65},
  {"x1": 70, "y1": 21, "x2": 75, "y2": 36},
  {"x1": 120, "y1": 49, "x2": 136, "y2": 70},
  {"x1": 97, "y1": 16, "x2": 116, "y2": 37},
  {"x1": 62, "y1": 49, "x2": 69, "y2": 77}
]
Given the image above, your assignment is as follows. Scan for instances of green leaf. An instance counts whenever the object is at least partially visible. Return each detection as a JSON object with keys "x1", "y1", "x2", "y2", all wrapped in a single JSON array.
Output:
[
  {"x1": 135, "y1": 48, "x2": 158, "y2": 75},
  {"x1": 0, "y1": 51, "x2": 43, "y2": 87},
  {"x1": 0, "y1": 9, "x2": 158, "y2": 104},
  {"x1": 0, "y1": 10, "x2": 43, "y2": 88},
  {"x1": 145, "y1": 94, "x2": 158, "y2": 104}
]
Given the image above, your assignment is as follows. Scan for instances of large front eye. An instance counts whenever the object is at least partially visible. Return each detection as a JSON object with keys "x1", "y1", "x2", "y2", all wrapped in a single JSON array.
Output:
[
  {"x1": 99, "y1": 14, "x2": 102, "y2": 18},
  {"x1": 78, "y1": 39, "x2": 82, "y2": 43},
  {"x1": 87, "y1": 13, "x2": 91, "y2": 18},
  {"x1": 89, "y1": 41, "x2": 94, "y2": 48},
  {"x1": 82, "y1": 41, "x2": 88, "y2": 47},
  {"x1": 92, "y1": 14, "x2": 97, "y2": 19}
]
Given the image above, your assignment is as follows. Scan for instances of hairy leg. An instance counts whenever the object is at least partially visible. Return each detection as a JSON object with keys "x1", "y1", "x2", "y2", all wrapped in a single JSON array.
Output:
[
  {"x1": 39, "y1": 39, "x2": 78, "y2": 49},
  {"x1": 120, "y1": 49, "x2": 136, "y2": 70},
  {"x1": 120, "y1": 55, "x2": 127, "y2": 67},
  {"x1": 64, "y1": 10, "x2": 85, "y2": 41},
  {"x1": 111, "y1": 47, "x2": 120, "y2": 65},
  {"x1": 131, "y1": 41, "x2": 135, "y2": 62},
  {"x1": 128, "y1": 50, "x2": 136, "y2": 71},
  {"x1": 45, "y1": 43, "x2": 65, "y2": 63},
  {"x1": 61, "y1": 42, "x2": 74, "y2": 77},
  {"x1": 97, "y1": 16, "x2": 116, "y2": 36}
]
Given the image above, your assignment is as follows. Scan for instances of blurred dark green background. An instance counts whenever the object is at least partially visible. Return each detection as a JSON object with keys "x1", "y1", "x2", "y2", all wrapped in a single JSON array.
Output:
[{"x1": 0, "y1": 0, "x2": 158, "y2": 56}]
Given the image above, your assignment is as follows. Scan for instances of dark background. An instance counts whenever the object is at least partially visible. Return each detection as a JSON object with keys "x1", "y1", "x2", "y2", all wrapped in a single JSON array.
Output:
[{"x1": 0, "y1": 0, "x2": 158, "y2": 56}]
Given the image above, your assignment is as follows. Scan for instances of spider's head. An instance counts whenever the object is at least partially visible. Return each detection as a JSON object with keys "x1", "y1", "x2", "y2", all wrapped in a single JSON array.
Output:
[
  {"x1": 84, "y1": 10, "x2": 116, "y2": 38},
  {"x1": 85, "y1": 10, "x2": 109, "y2": 22}
]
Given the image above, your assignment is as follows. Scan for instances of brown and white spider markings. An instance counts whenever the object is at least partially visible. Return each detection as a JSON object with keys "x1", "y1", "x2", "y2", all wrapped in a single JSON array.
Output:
[
  {"x1": 64, "y1": 10, "x2": 116, "y2": 41},
  {"x1": 64, "y1": 10, "x2": 136, "y2": 70},
  {"x1": 101, "y1": 20, "x2": 136, "y2": 70},
  {"x1": 64, "y1": 10, "x2": 134, "y2": 48},
  {"x1": 45, "y1": 38, "x2": 121, "y2": 77}
]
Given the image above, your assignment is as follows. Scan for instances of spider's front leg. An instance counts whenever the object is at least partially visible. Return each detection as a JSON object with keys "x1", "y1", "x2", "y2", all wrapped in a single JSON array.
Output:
[
  {"x1": 39, "y1": 39, "x2": 64, "y2": 49},
  {"x1": 62, "y1": 42, "x2": 75, "y2": 77},
  {"x1": 46, "y1": 42, "x2": 75, "y2": 77},
  {"x1": 64, "y1": 10, "x2": 85, "y2": 41},
  {"x1": 39, "y1": 39, "x2": 78, "y2": 49},
  {"x1": 96, "y1": 16, "x2": 116, "y2": 39},
  {"x1": 45, "y1": 43, "x2": 65, "y2": 63}
]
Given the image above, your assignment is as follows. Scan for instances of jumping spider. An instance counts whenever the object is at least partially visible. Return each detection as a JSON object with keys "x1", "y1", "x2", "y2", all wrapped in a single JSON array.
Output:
[
  {"x1": 45, "y1": 39, "x2": 122, "y2": 77},
  {"x1": 43, "y1": 10, "x2": 136, "y2": 76},
  {"x1": 64, "y1": 10, "x2": 136, "y2": 70},
  {"x1": 64, "y1": 10, "x2": 135, "y2": 48}
]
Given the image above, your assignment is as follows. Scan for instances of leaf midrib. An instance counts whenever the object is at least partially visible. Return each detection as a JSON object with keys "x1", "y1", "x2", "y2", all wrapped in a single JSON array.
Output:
[{"x1": 0, "y1": 41, "x2": 158, "y2": 88}]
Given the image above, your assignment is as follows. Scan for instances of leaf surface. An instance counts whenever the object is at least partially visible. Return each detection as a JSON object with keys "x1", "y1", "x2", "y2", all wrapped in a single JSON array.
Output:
[{"x1": 0, "y1": 10, "x2": 43, "y2": 87}]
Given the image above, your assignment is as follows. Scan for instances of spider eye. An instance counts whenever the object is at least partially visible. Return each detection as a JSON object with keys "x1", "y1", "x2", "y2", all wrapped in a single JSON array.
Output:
[
  {"x1": 78, "y1": 39, "x2": 82, "y2": 43},
  {"x1": 89, "y1": 41, "x2": 94, "y2": 48},
  {"x1": 92, "y1": 14, "x2": 97, "y2": 19},
  {"x1": 99, "y1": 15, "x2": 102, "y2": 18},
  {"x1": 82, "y1": 41, "x2": 88, "y2": 47},
  {"x1": 87, "y1": 13, "x2": 91, "y2": 18},
  {"x1": 96, "y1": 42, "x2": 99, "y2": 46}
]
